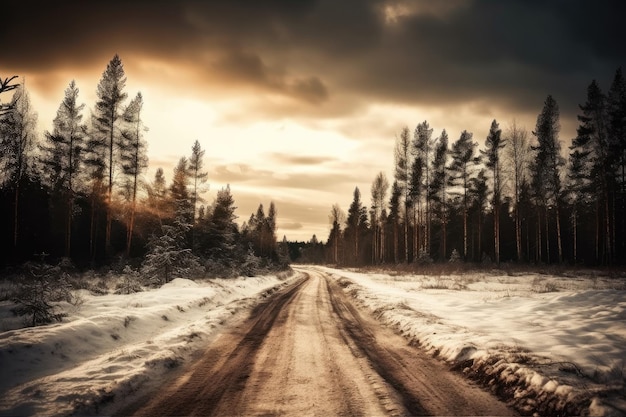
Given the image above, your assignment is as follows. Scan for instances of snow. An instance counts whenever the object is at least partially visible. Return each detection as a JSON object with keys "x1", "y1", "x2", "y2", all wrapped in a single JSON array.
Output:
[
  {"x1": 311, "y1": 265, "x2": 626, "y2": 416},
  {"x1": 1, "y1": 265, "x2": 625, "y2": 416},
  {"x1": 0, "y1": 271, "x2": 300, "y2": 416}
]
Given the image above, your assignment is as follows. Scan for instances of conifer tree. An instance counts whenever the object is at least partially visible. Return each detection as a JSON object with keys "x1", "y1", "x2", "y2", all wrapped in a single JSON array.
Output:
[
  {"x1": 394, "y1": 127, "x2": 411, "y2": 263},
  {"x1": 568, "y1": 125, "x2": 593, "y2": 263},
  {"x1": 481, "y1": 119, "x2": 506, "y2": 265},
  {"x1": 40, "y1": 80, "x2": 87, "y2": 257},
  {"x1": 606, "y1": 68, "x2": 626, "y2": 260},
  {"x1": 267, "y1": 202, "x2": 278, "y2": 258},
  {"x1": 94, "y1": 54, "x2": 128, "y2": 253},
  {"x1": 577, "y1": 82, "x2": 611, "y2": 264},
  {"x1": 448, "y1": 130, "x2": 478, "y2": 260},
  {"x1": 388, "y1": 180, "x2": 402, "y2": 263},
  {"x1": 532, "y1": 95, "x2": 565, "y2": 263},
  {"x1": 169, "y1": 157, "x2": 192, "y2": 225},
  {"x1": 470, "y1": 168, "x2": 488, "y2": 262},
  {"x1": 413, "y1": 120, "x2": 434, "y2": 255},
  {"x1": 187, "y1": 140, "x2": 208, "y2": 253},
  {"x1": 0, "y1": 81, "x2": 38, "y2": 249},
  {"x1": 430, "y1": 129, "x2": 448, "y2": 260},
  {"x1": 345, "y1": 187, "x2": 367, "y2": 264},
  {"x1": 120, "y1": 92, "x2": 148, "y2": 257}
]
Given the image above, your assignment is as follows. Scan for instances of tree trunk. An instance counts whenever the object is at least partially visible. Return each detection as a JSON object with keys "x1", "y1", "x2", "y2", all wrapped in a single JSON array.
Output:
[
  {"x1": 572, "y1": 208, "x2": 578, "y2": 263},
  {"x1": 404, "y1": 203, "x2": 409, "y2": 263},
  {"x1": 544, "y1": 206, "x2": 550, "y2": 263},
  {"x1": 555, "y1": 201, "x2": 563, "y2": 263},
  {"x1": 13, "y1": 182, "x2": 20, "y2": 247}
]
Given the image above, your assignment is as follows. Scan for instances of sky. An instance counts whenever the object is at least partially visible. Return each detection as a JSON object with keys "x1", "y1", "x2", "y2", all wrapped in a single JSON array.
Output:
[
  {"x1": 0, "y1": 267, "x2": 624, "y2": 415},
  {"x1": 3, "y1": 0, "x2": 626, "y2": 242}
]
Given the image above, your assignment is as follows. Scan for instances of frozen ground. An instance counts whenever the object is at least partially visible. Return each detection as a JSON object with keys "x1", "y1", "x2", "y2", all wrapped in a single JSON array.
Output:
[
  {"x1": 312, "y1": 265, "x2": 626, "y2": 416},
  {"x1": 1, "y1": 265, "x2": 625, "y2": 416}
]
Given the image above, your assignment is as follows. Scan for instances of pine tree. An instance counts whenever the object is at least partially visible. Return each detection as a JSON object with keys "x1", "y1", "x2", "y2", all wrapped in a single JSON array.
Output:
[
  {"x1": 202, "y1": 185, "x2": 238, "y2": 260},
  {"x1": 448, "y1": 130, "x2": 478, "y2": 260},
  {"x1": 567, "y1": 125, "x2": 593, "y2": 263},
  {"x1": 388, "y1": 180, "x2": 402, "y2": 263},
  {"x1": 345, "y1": 187, "x2": 367, "y2": 264},
  {"x1": 0, "y1": 81, "x2": 38, "y2": 250},
  {"x1": 577, "y1": 81, "x2": 611, "y2": 264},
  {"x1": 40, "y1": 80, "x2": 87, "y2": 258},
  {"x1": 470, "y1": 168, "x2": 488, "y2": 262},
  {"x1": 394, "y1": 127, "x2": 411, "y2": 263},
  {"x1": 481, "y1": 119, "x2": 506, "y2": 265},
  {"x1": 267, "y1": 202, "x2": 278, "y2": 259},
  {"x1": 413, "y1": 120, "x2": 434, "y2": 256},
  {"x1": 532, "y1": 95, "x2": 565, "y2": 263},
  {"x1": 119, "y1": 92, "x2": 148, "y2": 257},
  {"x1": 607, "y1": 68, "x2": 626, "y2": 261},
  {"x1": 146, "y1": 167, "x2": 167, "y2": 222},
  {"x1": 141, "y1": 215, "x2": 199, "y2": 285},
  {"x1": 187, "y1": 140, "x2": 208, "y2": 253},
  {"x1": 169, "y1": 157, "x2": 192, "y2": 225},
  {"x1": 430, "y1": 129, "x2": 448, "y2": 260},
  {"x1": 93, "y1": 54, "x2": 128, "y2": 254}
]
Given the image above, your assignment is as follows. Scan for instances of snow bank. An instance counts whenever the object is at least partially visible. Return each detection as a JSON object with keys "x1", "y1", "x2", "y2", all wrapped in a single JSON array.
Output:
[
  {"x1": 313, "y1": 265, "x2": 626, "y2": 416},
  {"x1": 0, "y1": 271, "x2": 301, "y2": 417}
]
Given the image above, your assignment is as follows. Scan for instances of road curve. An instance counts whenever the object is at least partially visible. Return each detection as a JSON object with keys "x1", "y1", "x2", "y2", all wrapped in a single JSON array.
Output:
[{"x1": 118, "y1": 268, "x2": 517, "y2": 416}]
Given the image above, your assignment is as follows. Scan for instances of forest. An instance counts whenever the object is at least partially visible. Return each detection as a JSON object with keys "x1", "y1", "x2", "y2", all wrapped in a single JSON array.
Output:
[
  {"x1": 2, "y1": 55, "x2": 626, "y2": 277},
  {"x1": 0, "y1": 55, "x2": 289, "y2": 281},
  {"x1": 295, "y1": 67, "x2": 626, "y2": 268}
]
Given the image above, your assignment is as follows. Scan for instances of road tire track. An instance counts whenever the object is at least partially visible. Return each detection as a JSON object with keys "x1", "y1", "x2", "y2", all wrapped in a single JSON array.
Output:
[{"x1": 116, "y1": 268, "x2": 517, "y2": 416}]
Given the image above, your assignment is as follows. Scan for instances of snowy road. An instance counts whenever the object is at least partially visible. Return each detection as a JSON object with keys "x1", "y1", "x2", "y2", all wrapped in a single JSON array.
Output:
[{"x1": 117, "y1": 267, "x2": 517, "y2": 416}]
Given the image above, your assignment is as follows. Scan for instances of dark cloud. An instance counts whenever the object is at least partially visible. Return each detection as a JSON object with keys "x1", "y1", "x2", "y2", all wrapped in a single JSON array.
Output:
[{"x1": 5, "y1": 0, "x2": 626, "y2": 133}]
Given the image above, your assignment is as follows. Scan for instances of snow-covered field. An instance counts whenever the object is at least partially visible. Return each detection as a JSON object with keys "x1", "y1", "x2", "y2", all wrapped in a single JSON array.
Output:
[
  {"x1": 1, "y1": 265, "x2": 625, "y2": 417},
  {"x1": 312, "y1": 265, "x2": 626, "y2": 416},
  {"x1": 0, "y1": 271, "x2": 300, "y2": 417}
]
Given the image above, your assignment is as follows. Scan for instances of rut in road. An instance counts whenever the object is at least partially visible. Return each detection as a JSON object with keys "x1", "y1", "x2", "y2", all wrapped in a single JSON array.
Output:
[{"x1": 120, "y1": 269, "x2": 517, "y2": 416}]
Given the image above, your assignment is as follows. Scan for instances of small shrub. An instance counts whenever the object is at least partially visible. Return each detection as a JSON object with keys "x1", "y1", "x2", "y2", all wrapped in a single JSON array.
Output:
[
  {"x1": 416, "y1": 249, "x2": 433, "y2": 265},
  {"x1": 115, "y1": 266, "x2": 143, "y2": 295},
  {"x1": 531, "y1": 276, "x2": 559, "y2": 293},
  {"x1": 449, "y1": 249, "x2": 462, "y2": 263},
  {"x1": 11, "y1": 259, "x2": 73, "y2": 327}
]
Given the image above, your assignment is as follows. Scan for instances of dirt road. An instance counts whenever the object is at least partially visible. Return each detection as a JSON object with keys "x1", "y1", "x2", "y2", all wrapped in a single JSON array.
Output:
[{"x1": 119, "y1": 268, "x2": 517, "y2": 416}]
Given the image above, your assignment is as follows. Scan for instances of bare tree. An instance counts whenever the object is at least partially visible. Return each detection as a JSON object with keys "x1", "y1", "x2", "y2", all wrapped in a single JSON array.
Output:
[
  {"x1": 0, "y1": 75, "x2": 19, "y2": 115},
  {"x1": 371, "y1": 172, "x2": 389, "y2": 264},
  {"x1": 328, "y1": 204, "x2": 345, "y2": 264},
  {"x1": 504, "y1": 120, "x2": 530, "y2": 261}
]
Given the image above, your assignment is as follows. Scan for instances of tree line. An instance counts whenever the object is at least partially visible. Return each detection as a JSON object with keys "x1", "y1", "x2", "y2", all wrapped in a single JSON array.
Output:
[
  {"x1": 320, "y1": 68, "x2": 626, "y2": 267},
  {"x1": 0, "y1": 55, "x2": 287, "y2": 280}
]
